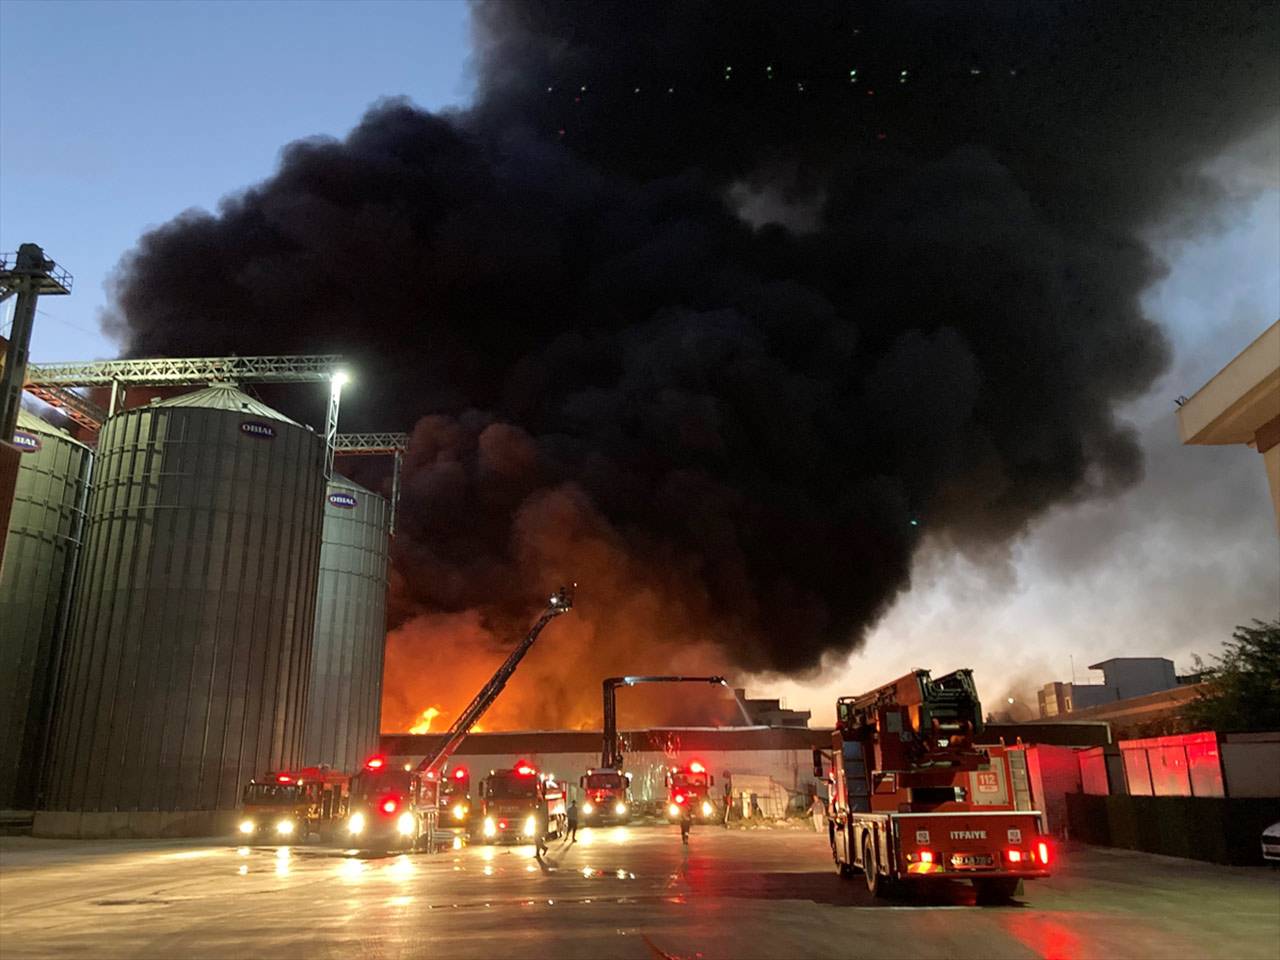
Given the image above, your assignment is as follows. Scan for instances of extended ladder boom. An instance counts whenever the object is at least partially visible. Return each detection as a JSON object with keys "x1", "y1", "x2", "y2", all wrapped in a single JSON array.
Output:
[
  {"x1": 601, "y1": 675, "x2": 727, "y2": 769},
  {"x1": 417, "y1": 585, "x2": 575, "y2": 777}
]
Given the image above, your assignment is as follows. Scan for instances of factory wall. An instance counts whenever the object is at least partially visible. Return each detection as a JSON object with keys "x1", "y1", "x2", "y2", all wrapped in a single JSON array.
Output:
[
  {"x1": 0, "y1": 410, "x2": 93, "y2": 811},
  {"x1": 35, "y1": 386, "x2": 325, "y2": 838},
  {"x1": 303, "y1": 476, "x2": 390, "y2": 773}
]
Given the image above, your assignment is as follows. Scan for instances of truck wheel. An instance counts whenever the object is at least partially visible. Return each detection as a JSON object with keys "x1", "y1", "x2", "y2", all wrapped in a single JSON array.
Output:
[
  {"x1": 863, "y1": 835, "x2": 887, "y2": 897},
  {"x1": 974, "y1": 878, "x2": 1020, "y2": 904}
]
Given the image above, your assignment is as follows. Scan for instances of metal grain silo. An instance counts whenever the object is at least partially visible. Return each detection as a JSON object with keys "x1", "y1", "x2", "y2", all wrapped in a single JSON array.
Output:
[
  {"x1": 38, "y1": 385, "x2": 324, "y2": 836},
  {"x1": 0, "y1": 410, "x2": 93, "y2": 811},
  {"x1": 303, "y1": 476, "x2": 389, "y2": 772}
]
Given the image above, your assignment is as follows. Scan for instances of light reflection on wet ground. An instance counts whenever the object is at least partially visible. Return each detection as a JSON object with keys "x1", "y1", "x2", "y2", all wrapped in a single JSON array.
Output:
[{"x1": 1, "y1": 829, "x2": 1277, "y2": 959}]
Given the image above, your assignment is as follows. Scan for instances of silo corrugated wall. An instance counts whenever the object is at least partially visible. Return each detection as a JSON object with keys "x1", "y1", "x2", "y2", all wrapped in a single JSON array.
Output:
[
  {"x1": 303, "y1": 476, "x2": 389, "y2": 772},
  {"x1": 37, "y1": 386, "x2": 325, "y2": 837},
  {"x1": 0, "y1": 410, "x2": 93, "y2": 811}
]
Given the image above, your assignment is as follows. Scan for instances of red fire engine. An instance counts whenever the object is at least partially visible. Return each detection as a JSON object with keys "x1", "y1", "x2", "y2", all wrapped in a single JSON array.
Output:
[
  {"x1": 343, "y1": 755, "x2": 432, "y2": 849},
  {"x1": 238, "y1": 766, "x2": 351, "y2": 842},
  {"x1": 819, "y1": 669, "x2": 1053, "y2": 902},
  {"x1": 479, "y1": 761, "x2": 567, "y2": 845},
  {"x1": 666, "y1": 760, "x2": 717, "y2": 820},
  {"x1": 580, "y1": 767, "x2": 632, "y2": 824}
]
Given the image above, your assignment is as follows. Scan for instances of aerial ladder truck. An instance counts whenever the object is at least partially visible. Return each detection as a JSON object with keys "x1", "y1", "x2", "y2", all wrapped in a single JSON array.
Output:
[
  {"x1": 344, "y1": 585, "x2": 575, "y2": 852},
  {"x1": 581, "y1": 676, "x2": 728, "y2": 824},
  {"x1": 817, "y1": 669, "x2": 1053, "y2": 902}
]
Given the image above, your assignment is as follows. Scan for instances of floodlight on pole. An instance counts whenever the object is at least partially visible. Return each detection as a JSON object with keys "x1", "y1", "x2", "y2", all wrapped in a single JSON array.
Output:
[{"x1": 324, "y1": 370, "x2": 349, "y2": 479}]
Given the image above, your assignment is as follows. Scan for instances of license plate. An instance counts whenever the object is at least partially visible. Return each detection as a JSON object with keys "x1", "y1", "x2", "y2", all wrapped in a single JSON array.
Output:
[{"x1": 951, "y1": 853, "x2": 993, "y2": 869}]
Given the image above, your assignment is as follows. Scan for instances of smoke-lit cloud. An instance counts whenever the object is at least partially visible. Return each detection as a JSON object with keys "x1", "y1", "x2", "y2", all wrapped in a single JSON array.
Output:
[{"x1": 101, "y1": 2, "x2": 1279, "y2": 726}]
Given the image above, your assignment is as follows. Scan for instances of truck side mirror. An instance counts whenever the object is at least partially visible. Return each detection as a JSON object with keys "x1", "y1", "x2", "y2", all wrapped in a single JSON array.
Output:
[
  {"x1": 812, "y1": 748, "x2": 824, "y2": 778},
  {"x1": 579, "y1": 776, "x2": 586, "y2": 787},
  {"x1": 709, "y1": 775, "x2": 715, "y2": 786}
]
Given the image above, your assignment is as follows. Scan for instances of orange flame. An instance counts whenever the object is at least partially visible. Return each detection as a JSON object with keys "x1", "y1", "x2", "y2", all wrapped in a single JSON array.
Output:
[
  {"x1": 408, "y1": 706, "x2": 443, "y2": 734},
  {"x1": 381, "y1": 484, "x2": 744, "y2": 732}
]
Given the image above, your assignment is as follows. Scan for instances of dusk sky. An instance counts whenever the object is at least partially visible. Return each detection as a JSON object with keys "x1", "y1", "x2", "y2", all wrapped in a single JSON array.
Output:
[{"x1": 3, "y1": 1, "x2": 1276, "y2": 726}]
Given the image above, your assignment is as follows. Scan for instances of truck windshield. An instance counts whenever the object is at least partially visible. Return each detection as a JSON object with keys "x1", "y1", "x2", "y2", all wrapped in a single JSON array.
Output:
[
  {"x1": 672, "y1": 773, "x2": 707, "y2": 790},
  {"x1": 242, "y1": 784, "x2": 301, "y2": 804},
  {"x1": 486, "y1": 777, "x2": 537, "y2": 799},
  {"x1": 585, "y1": 773, "x2": 624, "y2": 790},
  {"x1": 351, "y1": 770, "x2": 415, "y2": 799}
]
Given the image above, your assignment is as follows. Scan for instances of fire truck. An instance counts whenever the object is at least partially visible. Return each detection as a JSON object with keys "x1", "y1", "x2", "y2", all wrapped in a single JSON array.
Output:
[
  {"x1": 238, "y1": 766, "x2": 351, "y2": 842},
  {"x1": 593, "y1": 675, "x2": 728, "y2": 823},
  {"x1": 665, "y1": 760, "x2": 717, "y2": 821},
  {"x1": 342, "y1": 755, "x2": 432, "y2": 849},
  {"x1": 579, "y1": 767, "x2": 632, "y2": 824},
  {"x1": 479, "y1": 761, "x2": 567, "y2": 844},
  {"x1": 344, "y1": 586, "x2": 574, "y2": 853},
  {"x1": 818, "y1": 669, "x2": 1053, "y2": 902}
]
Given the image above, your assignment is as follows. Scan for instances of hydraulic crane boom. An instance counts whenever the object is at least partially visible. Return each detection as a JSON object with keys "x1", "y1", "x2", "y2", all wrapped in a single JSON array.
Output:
[
  {"x1": 601, "y1": 675, "x2": 728, "y2": 769},
  {"x1": 417, "y1": 585, "x2": 576, "y2": 778},
  {"x1": 836, "y1": 668, "x2": 985, "y2": 772}
]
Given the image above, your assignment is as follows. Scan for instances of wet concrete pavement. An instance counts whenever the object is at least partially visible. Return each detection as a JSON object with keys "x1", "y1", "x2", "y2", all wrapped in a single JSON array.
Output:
[{"x1": 1, "y1": 825, "x2": 1277, "y2": 959}]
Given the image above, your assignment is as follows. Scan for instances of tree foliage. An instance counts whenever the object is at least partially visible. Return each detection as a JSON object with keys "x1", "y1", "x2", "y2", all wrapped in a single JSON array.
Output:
[{"x1": 1185, "y1": 620, "x2": 1280, "y2": 734}]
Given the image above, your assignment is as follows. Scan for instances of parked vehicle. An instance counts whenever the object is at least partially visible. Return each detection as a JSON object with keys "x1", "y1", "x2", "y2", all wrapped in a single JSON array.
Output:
[{"x1": 820, "y1": 669, "x2": 1053, "y2": 903}]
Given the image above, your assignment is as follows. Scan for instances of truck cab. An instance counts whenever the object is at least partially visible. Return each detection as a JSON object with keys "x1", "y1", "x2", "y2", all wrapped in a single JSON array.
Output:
[
  {"x1": 479, "y1": 762, "x2": 566, "y2": 844},
  {"x1": 666, "y1": 760, "x2": 716, "y2": 820},
  {"x1": 238, "y1": 767, "x2": 350, "y2": 842},
  {"x1": 580, "y1": 767, "x2": 632, "y2": 823},
  {"x1": 344, "y1": 755, "x2": 429, "y2": 850}
]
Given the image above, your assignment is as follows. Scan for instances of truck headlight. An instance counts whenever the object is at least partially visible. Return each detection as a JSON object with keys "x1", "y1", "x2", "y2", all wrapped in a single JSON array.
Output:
[
  {"x1": 615, "y1": 802, "x2": 627, "y2": 816},
  {"x1": 397, "y1": 813, "x2": 416, "y2": 836},
  {"x1": 701, "y1": 801, "x2": 713, "y2": 817},
  {"x1": 523, "y1": 815, "x2": 537, "y2": 837},
  {"x1": 668, "y1": 804, "x2": 679, "y2": 818},
  {"x1": 583, "y1": 802, "x2": 594, "y2": 815},
  {"x1": 452, "y1": 804, "x2": 466, "y2": 821},
  {"x1": 483, "y1": 817, "x2": 496, "y2": 838},
  {"x1": 348, "y1": 812, "x2": 366, "y2": 836},
  {"x1": 239, "y1": 820, "x2": 255, "y2": 835},
  {"x1": 275, "y1": 819, "x2": 295, "y2": 836}
]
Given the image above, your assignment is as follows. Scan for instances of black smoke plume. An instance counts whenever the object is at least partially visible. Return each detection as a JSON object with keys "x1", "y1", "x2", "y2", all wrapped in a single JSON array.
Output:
[{"x1": 106, "y1": 1, "x2": 1279, "y2": 680}]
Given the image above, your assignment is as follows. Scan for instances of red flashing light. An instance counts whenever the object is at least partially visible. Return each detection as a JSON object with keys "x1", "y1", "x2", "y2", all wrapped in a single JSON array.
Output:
[
  {"x1": 1006, "y1": 849, "x2": 1022, "y2": 863},
  {"x1": 688, "y1": 761, "x2": 705, "y2": 774},
  {"x1": 515, "y1": 761, "x2": 536, "y2": 776},
  {"x1": 454, "y1": 768, "x2": 468, "y2": 781},
  {"x1": 1037, "y1": 841, "x2": 1051, "y2": 866},
  {"x1": 674, "y1": 793, "x2": 686, "y2": 805},
  {"x1": 381, "y1": 798, "x2": 398, "y2": 814},
  {"x1": 276, "y1": 774, "x2": 292, "y2": 784},
  {"x1": 365, "y1": 756, "x2": 385, "y2": 770},
  {"x1": 499, "y1": 820, "x2": 508, "y2": 829},
  {"x1": 919, "y1": 850, "x2": 934, "y2": 865}
]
